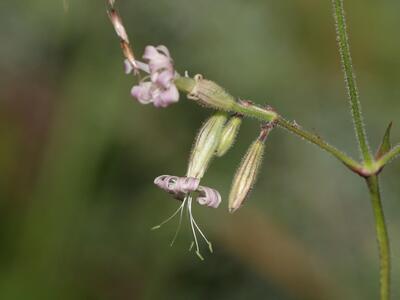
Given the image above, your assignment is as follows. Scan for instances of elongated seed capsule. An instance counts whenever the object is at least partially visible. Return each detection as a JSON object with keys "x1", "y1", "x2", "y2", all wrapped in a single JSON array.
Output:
[
  {"x1": 228, "y1": 126, "x2": 271, "y2": 213},
  {"x1": 215, "y1": 114, "x2": 243, "y2": 157},
  {"x1": 187, "y1": 112, "x2": 228, "y2": 178}
]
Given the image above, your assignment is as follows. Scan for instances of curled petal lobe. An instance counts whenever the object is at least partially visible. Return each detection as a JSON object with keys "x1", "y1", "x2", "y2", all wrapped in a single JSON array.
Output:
[
  {"x1": 170, "y1": 177, "x2": 200, "y2": 197},
  {"x1": 154, "y1": 175, "x2": 181, "y2": 199},
  {"x1": 154, "y1": 175, "x2": 200, "y2": 200},
  {"x1": 154, "y1": 175, "x2": 169, "y2": 190},
  {"x1": 197, "y1": 186, "x2": 222, "y2": 208},
  {"x1": 177, "y1": 177, "x2": 200, "y2": 193},
  {"x1": 154, "y1": 175, "x2": 220, "y2": 208}
]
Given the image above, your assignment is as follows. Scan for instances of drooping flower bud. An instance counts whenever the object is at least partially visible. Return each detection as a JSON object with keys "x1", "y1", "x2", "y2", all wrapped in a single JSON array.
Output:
[
  {"x1": 228, "y1": 124, "x2": 274, "y2": 213},
  {"x1": 215, "y1": 114, "x2": 243, "y2": 157},
  {"x1": 186, "y1": 74, "x2": 237, "y2": 111},
  {"x1": 186, "y1": 112, "x2": 228, "y2": 178}
]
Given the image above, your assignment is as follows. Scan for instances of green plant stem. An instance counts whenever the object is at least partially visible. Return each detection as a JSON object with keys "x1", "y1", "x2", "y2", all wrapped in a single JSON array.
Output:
[
  {"x1": 332, "y1": 0, "x2": 373, "y2": 166},
  {"x1": 334, "y1": 2, "x2": 391, "y2": 298},
  {"x1": 366, "y1": 175, "x2": 391, "y2": 300},
  {"x1": 276, "y1": 117, "x2": 361, "y2": 172},
  {"x1": 375, "y1": 145, "x2": 400, "y2": 170}
]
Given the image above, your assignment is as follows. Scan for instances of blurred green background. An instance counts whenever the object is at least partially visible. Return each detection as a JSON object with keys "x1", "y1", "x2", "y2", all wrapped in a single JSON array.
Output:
[{"x1": 1, "y1": 0, "x2": 399, "y2": 299}]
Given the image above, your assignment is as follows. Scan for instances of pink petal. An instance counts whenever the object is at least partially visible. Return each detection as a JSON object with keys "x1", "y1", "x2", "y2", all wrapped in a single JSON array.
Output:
[
  {"x1": 155, "y1": 70, "x2": 174, "y2": 88},
  {"x1": 158, "y1": 85, "x2": 179, "y2": 106},
  {"x1": 153, "y1": 175, "x2": 199, "y2": 200},
  {"x1": 177, "y1": 177, "x2": 200, "y2": 193},
  {"x1": 196, "y1": 186, "x2": 221, "y2": 208},
  {"x1": 143, "y1": 46, "x2": 172, "y2": 73},
  {"x1": 156, "y1": 45, "x2": 171, "y2": 58},
  {"x1": 150, "y1": 88, "x2": 163, "y2": 107},
  {"x1": 143, "y1": 46, "x2": 159, "y2": 60},
  {"x1": 131, "y1": 82, "x2": 153, "y2": 104}
]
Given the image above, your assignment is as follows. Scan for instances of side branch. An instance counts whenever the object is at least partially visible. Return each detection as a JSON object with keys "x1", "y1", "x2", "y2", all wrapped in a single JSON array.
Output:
[
  {"x1": 175, "y1": 77, "x2": 362, "y2": 173},
  {"x1": 276, "y1": 117, "x2": 362, "y2": 172}
]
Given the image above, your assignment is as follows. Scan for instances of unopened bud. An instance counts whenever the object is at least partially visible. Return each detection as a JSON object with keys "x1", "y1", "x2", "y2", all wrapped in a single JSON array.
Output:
[
  {"x1": 187, "y1": 74, "x2": 237, "y2": 111},
  {"x1": 228, "y1": 125, "x2": 273, "y2": 213},
  {"x1": 187, "y1": 112, "x2": 228, "y2": 178},
  {"x1": 215, "y1": 114, "x2": 242, "y2": 157}
]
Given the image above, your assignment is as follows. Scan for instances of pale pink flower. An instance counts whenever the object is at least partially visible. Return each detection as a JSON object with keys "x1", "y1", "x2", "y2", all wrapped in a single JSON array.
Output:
[{"x1": 128, "y1": 45, "x2": 179, "y2": 108}]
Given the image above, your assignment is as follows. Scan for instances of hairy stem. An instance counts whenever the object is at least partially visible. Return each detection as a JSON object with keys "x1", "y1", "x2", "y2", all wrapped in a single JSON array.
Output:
[
  {"x1": 332, "y1": 0, "x2": 372, "y2": 165},
  {"x1": 276, "y1": 116, "x2": 361, "y2": 172},
  {"x1": 366, "y1": 176, "x2": 391, "y2": 300}
]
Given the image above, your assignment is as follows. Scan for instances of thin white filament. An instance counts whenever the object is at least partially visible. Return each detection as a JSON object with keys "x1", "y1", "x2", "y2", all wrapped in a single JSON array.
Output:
[
  {"x1": 151, "y1": 200, "x2": 186, "y2": 230},
  {"x1": 187, "y1": 196, "x2": 204, "y2": 260},
  {"x1": 191, "y1": 218, "x2": 213, "y2": 253},
  {"x1": 170, "y1": 197, "x2": 187, "y2": 246}
]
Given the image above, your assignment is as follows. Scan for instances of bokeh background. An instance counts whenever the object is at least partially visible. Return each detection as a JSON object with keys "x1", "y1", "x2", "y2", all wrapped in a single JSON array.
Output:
[{"x1": 1, "y1": 0, "x2": 399, "y2": 299}]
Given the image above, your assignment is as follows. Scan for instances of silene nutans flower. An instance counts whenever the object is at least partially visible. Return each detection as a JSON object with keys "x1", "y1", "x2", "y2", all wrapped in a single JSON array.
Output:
[
  {"x1": 152, "y1": 175, "x2": 221, "y2": 260},
  {"x1": 228, "y1": 123, "x2": 275, "y2": 213},
  {"x1": 125, "y1": 45, "x2": 180, "y2": 108},
  {"x1": 152, "y1": 112, "x2": 228, "y2": 260}
]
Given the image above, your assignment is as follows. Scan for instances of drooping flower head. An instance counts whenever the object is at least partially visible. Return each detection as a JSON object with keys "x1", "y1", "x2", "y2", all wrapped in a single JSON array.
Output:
[
  {"x1": 152, "y1": 112, "x2": 228, "y2": 259},
  {"x1": 128, "y1": 45, "x2": 179, "y2": 108},
  {"x1": 152, "y1": 175, "x2": 221, "y2": 260}
]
